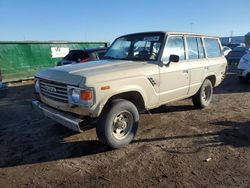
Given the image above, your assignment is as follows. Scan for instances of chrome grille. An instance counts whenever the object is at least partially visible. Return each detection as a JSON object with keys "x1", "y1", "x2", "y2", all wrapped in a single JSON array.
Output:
[{"x1": 40, "y1": 79, "x2": 68, "y2": 102}]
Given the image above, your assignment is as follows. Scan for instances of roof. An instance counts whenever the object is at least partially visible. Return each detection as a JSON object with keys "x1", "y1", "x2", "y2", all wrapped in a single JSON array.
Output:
[{"x1": 120, "y1": 31, "x2": 218, "y2": 38}]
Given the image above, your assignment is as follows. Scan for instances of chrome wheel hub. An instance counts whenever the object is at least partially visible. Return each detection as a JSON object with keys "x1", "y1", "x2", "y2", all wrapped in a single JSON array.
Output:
[
  {"x1": 112, "y1": 111, "x2": 133, "y2": 140},
  {"x1": 202, "y1": 86, "x2": 211, "y2": 102}
]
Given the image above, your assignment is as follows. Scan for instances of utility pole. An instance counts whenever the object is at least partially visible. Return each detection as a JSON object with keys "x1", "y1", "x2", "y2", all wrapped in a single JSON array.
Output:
[{"x1": 229, "y1": 31, "x2": 233, "y2": 43}]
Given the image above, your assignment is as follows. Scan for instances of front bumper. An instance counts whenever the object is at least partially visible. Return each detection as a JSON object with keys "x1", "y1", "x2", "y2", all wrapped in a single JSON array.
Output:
[
  {"x1": 32, "y1": 99, "x2": 84, "y2": 132},
  {"x1": 0, "y1": 82, "x2": 8, "y2": 98}
]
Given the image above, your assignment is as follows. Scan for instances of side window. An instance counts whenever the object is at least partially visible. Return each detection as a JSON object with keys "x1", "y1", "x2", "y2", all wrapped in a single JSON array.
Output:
[
  {"x1": 204, "y1": 38, "x2": 221, "y2": 58},
  {"x1": 197, "y1": 38, "x2": 205, "y2": 58},
  {"x1": 162, "y1": 36, "x2": 185, "y2": 61},
  {"x1": 186, "y1": 37, "x2": 199, "y2": 59}
]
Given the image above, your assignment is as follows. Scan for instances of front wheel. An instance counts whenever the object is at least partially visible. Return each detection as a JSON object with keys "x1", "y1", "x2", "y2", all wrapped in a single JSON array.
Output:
[
  {"x1": 192, "y1": 79, "x2": 213, "y2": 108},
  {"x1": 96, "y1": 99, "x2": 139, "y2": 149}
]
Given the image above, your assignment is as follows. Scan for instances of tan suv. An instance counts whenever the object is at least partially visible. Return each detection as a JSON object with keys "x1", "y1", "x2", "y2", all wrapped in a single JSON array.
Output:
[{"x1": 32, "y1": 31, "x2": 227, "y2": 148}]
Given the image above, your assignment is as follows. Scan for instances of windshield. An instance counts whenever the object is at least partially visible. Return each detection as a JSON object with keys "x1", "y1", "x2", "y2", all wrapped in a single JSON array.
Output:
[
  {"x1": 104, "y1": 33, "x2": 164, "y2": 61},
  {"x1": 64, "y1": 50, "x2": 88, "y2": 61}
]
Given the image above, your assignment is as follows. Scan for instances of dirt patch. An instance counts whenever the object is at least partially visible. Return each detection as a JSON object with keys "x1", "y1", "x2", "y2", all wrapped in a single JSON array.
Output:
[{"x1": 0, "y1": 74, "x2": 250, "y2": 188}]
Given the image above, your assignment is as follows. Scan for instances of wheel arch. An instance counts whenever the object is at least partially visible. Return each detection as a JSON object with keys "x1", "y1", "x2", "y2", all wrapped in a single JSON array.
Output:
[
  {"x1": 205, "y1": 74, "x2": 216, "y2": 87},
  {"x1": 101, "y1": 91, "x2": 146, "y2": 114}
]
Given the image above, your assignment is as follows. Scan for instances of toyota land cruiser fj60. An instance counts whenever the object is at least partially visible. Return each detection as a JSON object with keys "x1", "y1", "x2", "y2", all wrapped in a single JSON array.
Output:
[{"x1": 32, "y1": 31, "x2": 227, "y2": 148}]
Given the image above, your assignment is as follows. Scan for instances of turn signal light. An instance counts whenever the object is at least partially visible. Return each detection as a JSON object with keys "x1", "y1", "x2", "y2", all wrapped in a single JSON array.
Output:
[
  {"x1": 80, "y1": 90, "x2": 93, "y2": 101},
  {"x1": 101, "y1": 85, "x2": 110, "y2": 90}
]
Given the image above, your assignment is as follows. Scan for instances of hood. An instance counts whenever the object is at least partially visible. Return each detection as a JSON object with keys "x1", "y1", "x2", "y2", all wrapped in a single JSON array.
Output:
[
  {"x1": 35, "y1": 67, "x2": 85, "y2": 86},
  {"x1": 36, "y1": 60, "x2": 158, "y2": 87}
]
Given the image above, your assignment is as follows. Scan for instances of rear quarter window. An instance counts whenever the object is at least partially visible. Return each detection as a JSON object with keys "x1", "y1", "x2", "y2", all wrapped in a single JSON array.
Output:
[{"x1": 204, "y1": 38, "x2": 221, "y2": 58}]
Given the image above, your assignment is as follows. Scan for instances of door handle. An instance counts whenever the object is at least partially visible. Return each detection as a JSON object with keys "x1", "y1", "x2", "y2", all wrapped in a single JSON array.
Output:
[
  {"x1": 204, "y1": 66, "x2": 209, "y2": 70},
  {"x1": 183, "y1": 70, "x2": 189, "y2": 74}
]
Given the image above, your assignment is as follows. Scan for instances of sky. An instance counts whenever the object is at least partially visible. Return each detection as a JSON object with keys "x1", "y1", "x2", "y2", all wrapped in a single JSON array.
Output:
[{"x1": 0, "y1": 0, "x2": 249, "y2": 42}]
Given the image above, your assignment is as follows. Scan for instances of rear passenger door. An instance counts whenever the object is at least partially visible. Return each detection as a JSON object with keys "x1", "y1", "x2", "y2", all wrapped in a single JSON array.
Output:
[
  {"x1": 203, "y1": 38, "x2": 226, "y2": 85},
  {"x1": 185, "y1": 36, "x2": 209, "y2": 96},
  {"x1": 159, "y1": 35, "x2": 190, "y2": 104}
]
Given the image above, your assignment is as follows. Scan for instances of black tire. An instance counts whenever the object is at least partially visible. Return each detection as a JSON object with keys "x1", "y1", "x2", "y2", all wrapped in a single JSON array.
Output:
[
  {"x1": 96, "y1": 99, "x2": 139, "y2": 149},
  {"x1": 192, "y1": 79, "x2": 213, "y2": 109}
]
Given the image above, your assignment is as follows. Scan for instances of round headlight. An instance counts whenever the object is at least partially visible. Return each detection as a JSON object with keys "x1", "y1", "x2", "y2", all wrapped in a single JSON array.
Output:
[
  {"x1": 35, "y1": 79, "x2": 40, "y2": 93},
  {"x1": 71, "y1": 88, "x2": 80, "y2": 103}
]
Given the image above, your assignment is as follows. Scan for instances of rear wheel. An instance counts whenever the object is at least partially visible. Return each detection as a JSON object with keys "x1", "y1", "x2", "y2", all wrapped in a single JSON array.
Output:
[
  {"x1": 96, "y1": 99, "x2": 139, "y2": 149},
  {"x1": 192, "y1": 79, "x2": 213, "y2": 108}
]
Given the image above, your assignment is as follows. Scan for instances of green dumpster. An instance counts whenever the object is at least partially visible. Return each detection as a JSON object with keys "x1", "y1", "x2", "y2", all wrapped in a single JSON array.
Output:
[{"x1": 0, "y1": 41, "x2": 109, "y2": 82}]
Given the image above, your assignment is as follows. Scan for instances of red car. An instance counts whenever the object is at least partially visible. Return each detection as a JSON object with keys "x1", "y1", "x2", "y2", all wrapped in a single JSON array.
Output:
[{"x1": 57, "y1": 47, "x2": 107, "y2": 66}]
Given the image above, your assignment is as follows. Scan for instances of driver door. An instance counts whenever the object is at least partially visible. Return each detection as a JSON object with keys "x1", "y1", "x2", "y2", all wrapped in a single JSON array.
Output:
[{"x1": 159, "y1": 35, "x2": 190, "y2": 104}]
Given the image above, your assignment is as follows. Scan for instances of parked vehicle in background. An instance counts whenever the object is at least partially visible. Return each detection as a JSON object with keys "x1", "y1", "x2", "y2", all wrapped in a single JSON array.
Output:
[
  {"x1": 237, "y1": 52, "x2": 250, "y2": 83},
  {"x1": 0, "y1": 69, "x2": 8, "y2": 98},
  {"x1": 222, "y1": 46, "x2": 232, "y2": 56},
  {"x1": 226, "y1": 43, "x2": 241, "y2": 49},
  {"x1": 32, "y1": 31, "x2": 227, "y2": 149},
  {"x1": 57, "y1": 48, "x2": 107, "y2": 66},
  {"x1": 226, "y1": 46, "x2": 249, "y2": 65}
]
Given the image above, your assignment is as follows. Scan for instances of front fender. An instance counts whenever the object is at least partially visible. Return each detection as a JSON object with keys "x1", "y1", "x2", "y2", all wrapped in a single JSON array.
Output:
[{"x1": 91, "y1": 76, "x2": 159, "y2": 116}]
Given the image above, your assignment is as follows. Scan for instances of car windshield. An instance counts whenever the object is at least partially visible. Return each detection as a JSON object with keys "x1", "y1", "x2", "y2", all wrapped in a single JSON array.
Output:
[
  {"x1": 104, "y1": 33, "x2": 164, "y2": 61},
  {"x1": 64, "y1": 50, "x2": 88, "y2": 61}
]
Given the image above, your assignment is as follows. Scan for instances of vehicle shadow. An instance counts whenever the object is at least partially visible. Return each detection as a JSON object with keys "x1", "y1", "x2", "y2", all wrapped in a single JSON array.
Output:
[
  {"x1": 1, "y1": 82, "x2": 249, "y2": 168},
  {"x1": 211, "y1": 120, "x2": 250, "y2": 147},
  {"x1": 133, "y1": 120, "x2": 250, "y2": 153},
  {"x1": 1, "y1": 119, "x2": 249, "y2": 168},
  {"x1": 0, "y1": 83, "x2": 111, "y2": 168},
  {"x1": 0, "y1": 122, "x2": 110, "y2": 168}
]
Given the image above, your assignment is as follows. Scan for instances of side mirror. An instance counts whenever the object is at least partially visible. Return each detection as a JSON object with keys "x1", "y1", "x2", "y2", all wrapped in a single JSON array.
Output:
[
  {"x1": 161, "y1": 54, "x2": 180, "y2": 66},
  {"x1": 169, "y1": 55, "x2": 179, "y2": 63}
]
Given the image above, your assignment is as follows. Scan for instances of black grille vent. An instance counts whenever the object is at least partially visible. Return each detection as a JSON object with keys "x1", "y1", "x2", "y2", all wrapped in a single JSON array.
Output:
[{"x1": 148, "y1": 77, "x2": 156, "y2": 86}]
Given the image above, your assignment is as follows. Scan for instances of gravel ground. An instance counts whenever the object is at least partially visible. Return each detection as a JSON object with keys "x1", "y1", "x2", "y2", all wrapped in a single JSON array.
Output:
[{"x1": 0, "y1": 74, "x2": 249, "y2": 188}]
